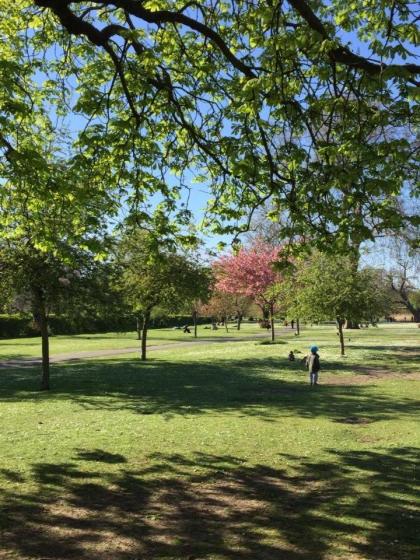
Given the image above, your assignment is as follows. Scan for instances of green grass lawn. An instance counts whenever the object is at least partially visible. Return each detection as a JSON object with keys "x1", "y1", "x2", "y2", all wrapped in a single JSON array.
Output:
[
  {"x1": 0, "y1": 324, "x2": 419, "y2": 559},
  {"x1": 0, "y1": 321, "x2": 269, "y2": 360}
]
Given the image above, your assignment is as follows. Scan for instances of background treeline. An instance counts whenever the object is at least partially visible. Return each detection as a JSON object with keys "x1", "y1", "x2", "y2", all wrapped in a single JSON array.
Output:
[{"x1": 0, "y1": 314, "x2": 212, "y2": 339}]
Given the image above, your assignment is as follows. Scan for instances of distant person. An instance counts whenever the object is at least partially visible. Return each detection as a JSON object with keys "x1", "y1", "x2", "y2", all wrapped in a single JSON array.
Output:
[
  {"x1": 183, "y1": 325, "x2": 191, "y2": 334},
  {"x1": 305, "y1": 345, "x2": 321, "y2": 386},
  {"x1": 288, "y1": 351, "x2": 295, "y2": 362}
]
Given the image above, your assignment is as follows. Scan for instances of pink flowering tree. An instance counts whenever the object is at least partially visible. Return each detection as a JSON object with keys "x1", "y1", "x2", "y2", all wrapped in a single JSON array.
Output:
[{"x1": 214, "y1": 242, "x2": 283, "y2": 341}]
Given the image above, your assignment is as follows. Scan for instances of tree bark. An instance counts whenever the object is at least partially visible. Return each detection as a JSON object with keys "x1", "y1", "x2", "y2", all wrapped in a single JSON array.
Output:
[
  {"x1": 391, "y1": 282, "x2": 420, "y2": 323},
  {"x1": 192, "y1": 310, "x2": 198, "y2": 338},
  {"x1": 136, "y1": 316, "x2": 141, "y2": 340},
  {"x1": 237, "y1": 313, "x2": 242, "y2": 330},
  {"x1": 345, "y1": 242, "x2": 362, "y2": 329},
  {"x1": 140, "y1": 310, "x2": 150, "y2": 361},
  {"x1": 337, "y1": 318, "x2": 345, "y2": 356},
  {"x1": 296, "y1": 318, "x2": 300, "y2": 335},
  {"x1": 269, "y1": 303, "x2": 275, "y2": 342},
  {"x1": 262, "y1": 306, "x2": 269, "y2": 320},
  {"x1": 33, "y1": 289, "x2": 50, "y2": 390}
]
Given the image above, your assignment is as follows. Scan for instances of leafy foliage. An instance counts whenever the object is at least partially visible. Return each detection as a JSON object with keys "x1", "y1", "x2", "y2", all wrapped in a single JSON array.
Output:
[
  {"x1": 115, "y1": 229, "x2": 212, "y2": 355},
  {"x1": 1, "y1": 1, "x2": 418, "y2": 248},
  {"x1": 288, "y1": 252, "x2": 392, "y2": 352},
  {"x1": 214, "y1": 242, "x2": 282, "y2": 311}
]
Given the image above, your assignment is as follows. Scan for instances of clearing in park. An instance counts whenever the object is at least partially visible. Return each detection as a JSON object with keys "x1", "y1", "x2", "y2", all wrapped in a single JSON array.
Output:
[{"x1": 0, "y1": 323, "x2": 419, "y2": 560}]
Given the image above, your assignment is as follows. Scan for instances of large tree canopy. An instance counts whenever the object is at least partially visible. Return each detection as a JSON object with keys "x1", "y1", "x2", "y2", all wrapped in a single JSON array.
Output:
[{"x1": 1, "y1": 1, "x2": 419, "y2": 248}]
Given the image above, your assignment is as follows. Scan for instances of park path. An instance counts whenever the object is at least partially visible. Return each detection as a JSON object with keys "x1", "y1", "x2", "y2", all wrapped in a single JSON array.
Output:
[{"x1": 0, "y1": 331, "x2": 291, "y2": 368}]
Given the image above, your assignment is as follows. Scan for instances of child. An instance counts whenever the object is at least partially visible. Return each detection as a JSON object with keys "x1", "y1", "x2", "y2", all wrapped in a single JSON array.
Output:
[
  {"x1": 305, "y1": 345, "x2": 320, "y2": 386},
  {"x1": 288, "y1": 351, "x2": 295, "y2": 361}
]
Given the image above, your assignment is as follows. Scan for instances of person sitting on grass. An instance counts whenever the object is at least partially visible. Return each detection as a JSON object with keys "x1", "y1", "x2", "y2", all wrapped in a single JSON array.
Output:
[
  {"x1": 183, "y1": 325, "x2": 191, "y2": 334},
  {"x1": 305, "y1": 345, "x2": 321, "y2": 386},
  {"x1": 288, "y1": 351, "x2": 295, "y2": 361}
]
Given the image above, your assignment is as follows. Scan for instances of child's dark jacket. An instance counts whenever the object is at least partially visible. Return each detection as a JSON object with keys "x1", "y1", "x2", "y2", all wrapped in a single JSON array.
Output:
[{"x1": 306, "y1": 353, "x2": 320, "y2": 373}]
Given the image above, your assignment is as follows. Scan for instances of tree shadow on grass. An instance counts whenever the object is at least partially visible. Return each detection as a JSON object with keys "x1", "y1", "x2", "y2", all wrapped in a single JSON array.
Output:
[
  {"x1": 0, "y1": 356, "x2": 418, "y2": 423},
  {"x1": 0, "y1": 447, "x2": 418, "y2": 559}
]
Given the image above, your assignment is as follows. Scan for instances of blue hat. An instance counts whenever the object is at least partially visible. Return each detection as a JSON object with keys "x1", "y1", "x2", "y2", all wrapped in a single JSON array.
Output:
[{"x1": 310, "y1": 345, "x2": 319, "y2": 353}]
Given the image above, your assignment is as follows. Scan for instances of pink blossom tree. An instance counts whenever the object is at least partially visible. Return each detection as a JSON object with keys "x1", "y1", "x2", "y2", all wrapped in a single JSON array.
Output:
[{"x1": 214, "y1": 242, "x2": 283, "y2": 341}]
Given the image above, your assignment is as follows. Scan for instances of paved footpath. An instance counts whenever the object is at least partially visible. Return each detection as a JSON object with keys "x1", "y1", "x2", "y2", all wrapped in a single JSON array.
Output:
[{"x1": 0, "y1": 330, "x2": 292, "y2": 368}]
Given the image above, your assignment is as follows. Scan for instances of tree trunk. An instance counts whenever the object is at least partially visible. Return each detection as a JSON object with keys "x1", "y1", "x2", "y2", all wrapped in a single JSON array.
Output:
[
  {"x1": 337, "y1": 318, "x2": 345, "y2": 356},
  {"x1": 140, "y1": 310, "x2": 150, "y2": 361},
  {"x1": 192, "y1": 310, "x2": 198, "y2": 338},
  {"x1": 346, "y1": 243, "x2": 361, "y2": 328},
  {"x1": 345, "y1": 319, "x2": 360, "y2": 329},
  {"x1": 296, "y1": 318, "x2": 300, "y2": 335},
  {"x1": 224, "y1": 316, "x2": 229, "y2": 333},
  {"x1": 136, "y1": 316, "x2": 141, "y2": 340},
  {"x1": 33, "y1": 289, "x2": 50, "y2": 390},
  {"x1": 237, "y1": 313, "x2": 242, "y2": 330},
  {"x1": 399, "y1": 295, "x2": 419, "y2": 323},
  {"x1": 269, "y1": 303, "x2": 275, "y2": 342}
]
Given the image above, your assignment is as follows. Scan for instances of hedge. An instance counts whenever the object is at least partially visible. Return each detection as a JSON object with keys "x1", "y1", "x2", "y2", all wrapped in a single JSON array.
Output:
[{"x1": 0, "y1": 314, "x2": 212, "y2": 338}]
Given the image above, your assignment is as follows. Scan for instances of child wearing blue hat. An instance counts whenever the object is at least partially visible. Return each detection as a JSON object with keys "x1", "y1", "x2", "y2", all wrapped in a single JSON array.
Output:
[{"x1": 305, "y1": 345, "x2": 321, "y2": 386}]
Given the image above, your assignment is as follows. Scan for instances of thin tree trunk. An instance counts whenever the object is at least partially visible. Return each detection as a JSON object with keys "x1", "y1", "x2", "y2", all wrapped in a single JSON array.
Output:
[
  {"x1": 33, "y1": 289, "x2": 49, "y2": 390},
  {"x1": 140, "y1": 310, "x2": 150, "y2": 361},
  {"x1": 237, "y1": 313, "x2": 242, "y2": 330},
  {"x1": 398, "y1": 292, "x2": 419, "y2": 323},
  {"x1": 192, "y1": 310, "x2": 198, "y2": 338},
  {"x1": 269, "y1": 303, "x2": 275, "y2": 342},
  {"x1": 136, "y1": 316, "x2": 141, "y2": 340},
  {"x1": 296, "y1": 318, "x2": 300, "y2": 335},
  {"x1": 337, "y1": 318, "x2": 345, "y2": 356},
  {"x1": 346, "y1": 243, "x2": 361, "y2": 329}
]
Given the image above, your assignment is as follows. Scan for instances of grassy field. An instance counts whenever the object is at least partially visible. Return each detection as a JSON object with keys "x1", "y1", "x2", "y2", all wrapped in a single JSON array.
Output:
[
  {"x1": 0, "y1": 321, "x2": 267, "y2": 360},
  {"x1": 0, "y1": 324, "x2": 419, "y2": 559}
]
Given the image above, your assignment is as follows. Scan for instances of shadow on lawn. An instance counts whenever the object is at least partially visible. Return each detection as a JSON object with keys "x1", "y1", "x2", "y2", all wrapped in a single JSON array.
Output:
[
  {"x1": 0, "y1": 356, "x2": 418, "y2": 422},
  {"x1": 0, "y1": 447, "x2": 418, "y2": 559}
]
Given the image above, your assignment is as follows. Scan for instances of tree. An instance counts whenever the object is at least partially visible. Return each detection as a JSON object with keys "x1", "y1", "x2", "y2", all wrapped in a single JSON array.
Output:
[
  {"x1": 230, "y1": 294, "x2": 253, "y2": 331},
  {"x1": 180, "y1": 260, "x2": 212, "y2": 338},
  {"x1": 115, "y1": 231, "x2": 207, "y2": 359},
  {"x1": 200, "y1": 291, "x2": 235, "y2": 333},
  {"x1": 0, "y1": 146, "x2": 111, "y2": 390},
  {"x1": 214, "y1": 242, "x2": 283, "y2": 341},
  {"x1": 291, "y1": 253, "x2": 392, "y2": 355},
  {"x1": 388, "y1": 236, "x2": 420, "y2": 322},
  {"x1": 0, "y1": 243, "x2": 100, "y2": 389},
  {"x1": 2, "y1": 2, "x2": 418, "y2": 250}
]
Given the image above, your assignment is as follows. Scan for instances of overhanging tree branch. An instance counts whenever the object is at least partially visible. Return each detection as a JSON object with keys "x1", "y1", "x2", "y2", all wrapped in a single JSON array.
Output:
[{"x1": 288, "y1": 0, "x2": 420, "y2": 82}]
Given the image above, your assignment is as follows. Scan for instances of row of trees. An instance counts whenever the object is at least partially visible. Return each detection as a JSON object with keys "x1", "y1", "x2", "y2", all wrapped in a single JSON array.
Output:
[
  {"x1": 1, "y1": 226, "x2": 418, "y2": 388},
  {"x1": 212, "y1": 242, "x2": 412, "y2": 356},
  {"x1": 1, "y1": 1, "x2": 418, "y2": 389}
]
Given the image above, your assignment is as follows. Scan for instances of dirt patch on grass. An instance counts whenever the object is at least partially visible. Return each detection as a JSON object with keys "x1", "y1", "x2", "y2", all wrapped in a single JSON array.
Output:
[
  {"x1": 323, "y1": 366, "x2": 420, "y2": 386},
  {"x1": 334, "y1": 416, "x2": 374, "y2": 425}
]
